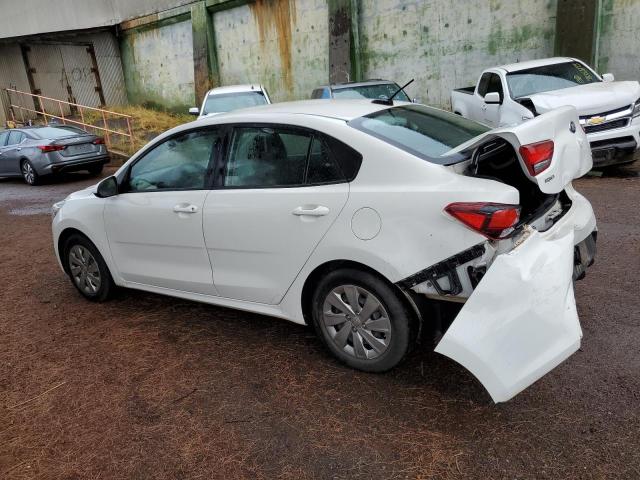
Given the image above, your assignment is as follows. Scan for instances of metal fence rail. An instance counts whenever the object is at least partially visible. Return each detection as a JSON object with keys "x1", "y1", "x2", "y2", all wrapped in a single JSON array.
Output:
[{"x1": 3, "y1": 88, "x2": 134, "y2": 152}]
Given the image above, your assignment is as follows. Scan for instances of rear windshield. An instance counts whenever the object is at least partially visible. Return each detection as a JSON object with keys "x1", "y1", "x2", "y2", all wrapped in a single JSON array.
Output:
[
  {"x1": 32, "y1": 126, "x2": 88, "y2": 139},
  {"x1": 349, "y1": 105, "x2": 489, "y2": 164},
  {"x1": 506, "y1": 61, "x2": 600, "y2": 98},
  {"x1": 203, "y1": 91, "x2": 268, "y2": 115},
  {"x1": 333, "y1": 83, "x2": 410, "y2": 102}
]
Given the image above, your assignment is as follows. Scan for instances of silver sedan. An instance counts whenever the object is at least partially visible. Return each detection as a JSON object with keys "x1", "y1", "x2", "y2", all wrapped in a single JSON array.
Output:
[{"x1": 0, "y1": 125, "x2": 110, "y2": 185}]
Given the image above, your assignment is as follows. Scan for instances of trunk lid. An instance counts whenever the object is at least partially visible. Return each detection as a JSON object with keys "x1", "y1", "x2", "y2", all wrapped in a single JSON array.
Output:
[
  {"x1": 52, "y1": 134, "x2": 102, "y2": 157},
  {"x1": 445, "y1": 106, "x2": 592, "y2": 194}
]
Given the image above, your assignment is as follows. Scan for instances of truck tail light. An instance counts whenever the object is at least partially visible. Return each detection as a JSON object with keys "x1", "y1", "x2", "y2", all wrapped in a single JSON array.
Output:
[
  {"x1": 445, "y1": 202, "x2": 521, "y2": 239},
  {"x1": 38, "y1": 144, "x2": 66, "y2": 153},
  {"x1": 519, "y1": 140, "x2": 554, "y2": 176}
]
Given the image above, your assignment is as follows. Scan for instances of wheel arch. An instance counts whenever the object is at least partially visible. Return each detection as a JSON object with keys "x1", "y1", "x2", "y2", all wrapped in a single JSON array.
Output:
[
  {"x1": 300, "y1": 259, "x2": 426, "y2": 334},
  {"x1": 57, "y1": 227, "x2": 97, "y2": 275}
]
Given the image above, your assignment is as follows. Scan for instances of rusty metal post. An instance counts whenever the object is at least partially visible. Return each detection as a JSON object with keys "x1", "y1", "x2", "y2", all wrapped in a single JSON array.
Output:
[
  {"x1": 101, "y1": 110, "x2": 111, "y2": 148},
  {"x1": 59, "y1": 100, "x2": 66, "y2": 125},
  {"x1": 126, "y1": 117, "x2": 134, "y2": 152},
  {"x1": 79, "y1": 105, "x2": 85, "y2": 129},
  {"x1": 38, "y1": 96, "x2": 47, "y2": 123}
]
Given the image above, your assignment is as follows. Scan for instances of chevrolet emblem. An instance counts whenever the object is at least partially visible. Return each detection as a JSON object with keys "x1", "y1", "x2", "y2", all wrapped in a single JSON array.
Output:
[{"x1": 586, "y1": 116, "x2": 606, "y2": 126}]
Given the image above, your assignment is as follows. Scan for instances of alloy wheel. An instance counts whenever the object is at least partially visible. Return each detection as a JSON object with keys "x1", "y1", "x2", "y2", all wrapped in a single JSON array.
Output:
[
  {"x1": 22, "y1": 162, "x2": 35, "y2": 184},
  {"x1": 68, "y1": 245, "x2": 102, "y2": 295},
  {"x1": 321, "y1": 285, "x2": 392, "y2": 360}
]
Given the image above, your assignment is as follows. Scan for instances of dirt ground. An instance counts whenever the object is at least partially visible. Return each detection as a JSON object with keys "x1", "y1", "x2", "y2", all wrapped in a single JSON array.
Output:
[{"x1": 1, "y1": 161, "x2": 639, "y2": 479}]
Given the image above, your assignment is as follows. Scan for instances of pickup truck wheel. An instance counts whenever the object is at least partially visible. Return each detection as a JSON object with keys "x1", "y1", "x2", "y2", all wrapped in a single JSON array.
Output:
[
  {"x1": 64, "y1": 234, "x2": 115, "y2": 302},
  {"x1": 311, "y1": 268, "x2": 414, "y2": 372}
]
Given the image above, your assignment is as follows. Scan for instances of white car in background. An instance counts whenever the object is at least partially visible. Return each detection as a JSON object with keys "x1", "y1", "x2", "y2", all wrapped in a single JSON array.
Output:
[
  {"x1": 451, "y1": 57, "x2": 640, "y2": 167},
  {"x1": 189, "y1": 84, "x2": 271, "y2": 119},
  {"x1": 52, "y1": 99, "x2": 596, "y2": 403}
]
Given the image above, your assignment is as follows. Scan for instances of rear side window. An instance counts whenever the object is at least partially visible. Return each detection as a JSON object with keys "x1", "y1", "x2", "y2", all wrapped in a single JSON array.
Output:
[
  {"x1": 0, "y1": 131, "x2": 9, "y2": 146},
  {"x1": 223, "y1": 126, "x2": 355, "y2": 188},
  {"x1": 7, "y1": 131, "x2": 24, "y2": 145},
  {"x1": 349, "y1": 105, "x2": 489, "y2": 164}
]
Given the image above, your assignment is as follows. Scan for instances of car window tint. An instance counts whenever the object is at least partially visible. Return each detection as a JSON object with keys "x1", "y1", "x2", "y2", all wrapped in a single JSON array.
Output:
[
  {"x1": 202, "y1": 92, "x2": 267, "y2": 115},
  {"x1": 0, "y1": 131, "x2": 8, "y2": 147},
  {"x1": 128, "y1": 129, "x2": 219, "y2": 191},
  {"x1": 7, "y1": 131, "x2": 23, "y2": 145},
  {"x1": 333, "y1": 83, "x2": 410, "y2": 102},
  {"x1": 477, "y1": 73, "x2": 491, "y2": 97},
  {"x1": 487, "y1": 74, "x2": 504, "y2": 100},
  {"x1": 306, "y1": 137, "x2": 344, "y2": 184},
  {"x1": 225, "y1": 127, "x2": 311, "y2": 187}
]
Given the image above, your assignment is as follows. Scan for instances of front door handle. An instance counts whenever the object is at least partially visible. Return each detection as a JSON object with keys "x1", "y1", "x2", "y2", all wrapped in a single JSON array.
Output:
[
  {"x1": 292, "y1": 205, "x2": 330, "y2": 217},
  {"x1": 173, "y1": 204, "x2": 198, "y2": 214}
]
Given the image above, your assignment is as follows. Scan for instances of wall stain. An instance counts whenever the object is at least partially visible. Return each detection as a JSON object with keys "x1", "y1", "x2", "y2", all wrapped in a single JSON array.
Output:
[{"x1": 249, "y1": 0, "x2": 296, "y2": 91}]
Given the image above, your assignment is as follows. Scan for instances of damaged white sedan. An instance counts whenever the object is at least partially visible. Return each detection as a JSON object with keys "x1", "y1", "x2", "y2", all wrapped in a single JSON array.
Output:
[{"x1": 52, "y1": 99, "x2": 596, "y2": 402}]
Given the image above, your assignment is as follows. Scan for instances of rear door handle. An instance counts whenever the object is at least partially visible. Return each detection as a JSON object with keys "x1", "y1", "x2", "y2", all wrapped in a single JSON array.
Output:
[
  {"x1": 173, "y1": 204, "x2": 198, "y2": 214},
  {"x1": 292, "y1": 205, "x2": 330, "y2": 217}
]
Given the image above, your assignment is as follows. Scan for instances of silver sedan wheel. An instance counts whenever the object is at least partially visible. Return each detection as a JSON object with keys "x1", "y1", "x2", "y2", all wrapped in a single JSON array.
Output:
[
  {"x1": 321, "y1": 285, "x2": 392, "y2": 360},
  {"x1": 22, "y1": 162, "x2": 35, "y2": 185},
  {"x1": 68, "y1": 245, "x2": 101, "y2": 295}
]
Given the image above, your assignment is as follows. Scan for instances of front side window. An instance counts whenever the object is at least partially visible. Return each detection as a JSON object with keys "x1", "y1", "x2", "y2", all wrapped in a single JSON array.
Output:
[
  {"x1": 202, "y1": 91, "x2": 268, "y2": 115},
  {"x1": 477, "y1": 73, "x2": 492, "y2": 97},
  {"x1": 487, "y1": 74, "x2": 504, "y2": 100},
  {"x1": 224, "y1": 127, "x2": 346, "y2": 188},
  {"x1": 332, "y1": 83, "x2": 410, "y2": 102},
  {"x1": 128, "y1": 129, "x2": 220, "y2": 191},
  {"x1": 0, "y1": 131, "x2": 11, "y2": 147},
  {"x1": 506, "y1": 61, "x2": 600, "y2": 98},
  {"x1": 350, "y1": 105, "x2": 489, "y2": 163}
]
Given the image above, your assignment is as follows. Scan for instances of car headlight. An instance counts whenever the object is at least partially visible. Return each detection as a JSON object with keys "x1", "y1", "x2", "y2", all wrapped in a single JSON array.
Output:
[
  {"x1": 51, "y1": 200, "x2": 65, "y2": 218},
  {"x1": 633, "y1": 98, "x2": 640, "y2": 118}
]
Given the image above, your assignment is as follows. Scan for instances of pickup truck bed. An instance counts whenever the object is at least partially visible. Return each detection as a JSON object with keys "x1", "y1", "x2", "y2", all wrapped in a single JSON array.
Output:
[{"x1": 454, "y1": 86, "x2": 475, "y2": 95}]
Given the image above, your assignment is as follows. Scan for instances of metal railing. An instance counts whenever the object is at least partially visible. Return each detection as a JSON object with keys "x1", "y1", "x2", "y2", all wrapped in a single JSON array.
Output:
[{"x1": 3, "y1": 88, "x2": 134, "y2": 152}]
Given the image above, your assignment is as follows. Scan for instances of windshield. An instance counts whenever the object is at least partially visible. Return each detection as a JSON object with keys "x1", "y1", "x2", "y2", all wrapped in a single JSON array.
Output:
[
  {"x1": 349, "y1": 105, "x2": 489, "y2": 164},
  {"x1": 506, "y1": 61, "x2": 600, "y2": 98},
  {"x1": 202, "y1": 91, "x2": 268, "y2": 115},
  {"x1": 333, "y1": 83, "x2": 411, "y2": 102},
  {"x1": 33, "y1": 126, "x2": 88, "y2": 139}
]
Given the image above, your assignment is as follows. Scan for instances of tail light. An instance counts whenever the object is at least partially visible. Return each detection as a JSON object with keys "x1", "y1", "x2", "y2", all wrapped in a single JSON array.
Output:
[
  {"x1": 38, "y1": 144, "x2": 66, "y2": 153},
  {"x1": 93, "y1": 137, "x2": 105, "y2": 145},
  {"x1": 519, "y1": 140, "x2": 554, "y2": 176},
  {"x1": 445, "y1": 202, "x2": 521, "y2": 239}
]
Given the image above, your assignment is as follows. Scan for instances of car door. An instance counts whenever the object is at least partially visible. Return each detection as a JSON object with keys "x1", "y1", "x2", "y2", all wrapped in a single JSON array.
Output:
[
  {"x1": 482, "y1": 73, "x2": 504, "y2": 127},
  {"x1": 104, "y1": 128, "x2": 222, "y2": 296},
  {"x1": 203, "y1": 125, "x2": 350, "y2": 304},
  {"x1": 0, "y1": 131, "x2": 10, "y2": 175},
  {"x1": 1, "y1": 131, "x2": 25, "y2": 175}
]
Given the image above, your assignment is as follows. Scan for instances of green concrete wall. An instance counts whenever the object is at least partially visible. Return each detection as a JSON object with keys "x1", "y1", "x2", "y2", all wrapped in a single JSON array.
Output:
[{"x1": 596, "y1": 0, "x2": 640, "y2": 81}]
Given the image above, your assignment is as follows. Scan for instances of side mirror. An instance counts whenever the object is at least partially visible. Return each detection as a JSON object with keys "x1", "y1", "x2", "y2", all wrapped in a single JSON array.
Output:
[
  {"x1": 601, "y1": 73, "x2": 615, "y2": 82},
  {"x1": 95, "y1": 176, "x2": 118, "y2": 198},
  {"x1": 188, "y1": 107, "x2": 200, "y2": 116},
  {"x1": 484, "y1": 92, "x2": 501, "y2": 104}
]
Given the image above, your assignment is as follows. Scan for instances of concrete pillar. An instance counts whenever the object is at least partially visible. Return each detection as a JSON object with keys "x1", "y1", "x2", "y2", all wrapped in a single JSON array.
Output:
[
  {"x1": 554, "y1": 0, "x2": 599, "y2": 65},
  {"x1": 191, "y1": 1, "x2": 219, "y2": 105},
  {"x1": 328, "y1": 0, "x2": 361, "y2": 84}
]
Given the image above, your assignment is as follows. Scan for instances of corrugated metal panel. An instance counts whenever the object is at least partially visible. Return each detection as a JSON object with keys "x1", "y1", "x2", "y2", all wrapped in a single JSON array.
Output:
[
  {"x1": 87, "y1": 32, "x2": 128, "y2": 105},
  {"x1": 0, "y1": 44, "x2": 34, "y2": 124}
]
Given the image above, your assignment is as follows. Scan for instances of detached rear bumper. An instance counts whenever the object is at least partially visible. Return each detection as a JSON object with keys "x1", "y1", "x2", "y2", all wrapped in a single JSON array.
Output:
[{"x1": 432, "y1": 186, "x2": 596, "y2": 402}]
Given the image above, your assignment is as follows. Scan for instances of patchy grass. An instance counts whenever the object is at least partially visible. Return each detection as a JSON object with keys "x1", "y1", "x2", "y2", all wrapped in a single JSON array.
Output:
[{"x1": 81, "y1": 105, "x2": 193, "y2": 156}]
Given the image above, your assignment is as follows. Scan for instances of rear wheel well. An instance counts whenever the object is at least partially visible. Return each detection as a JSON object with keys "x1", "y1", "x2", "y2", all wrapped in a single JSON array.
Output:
[{"x1": 301, "y1": 260, "x2": 423, "y2": 333}]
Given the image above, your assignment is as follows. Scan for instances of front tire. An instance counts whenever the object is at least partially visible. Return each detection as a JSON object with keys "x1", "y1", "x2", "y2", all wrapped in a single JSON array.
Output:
[
  {"x1": 21, "y1": 160, "x2": 40, "y2": 186},
  {"x1": 311, "y1": 268, "x2": 415, "y2": 372},
  {"x1": 63, "y1": 234, "x2": 114, "y2": 302}
]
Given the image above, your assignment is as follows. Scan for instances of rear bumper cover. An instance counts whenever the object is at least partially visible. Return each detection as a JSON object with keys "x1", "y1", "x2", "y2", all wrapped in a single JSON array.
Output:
[
  {"x1": 42, "y1": 155, "x2": 110, "y2": 174},
  {"x1": 431, "y1": 186, "x2": 596, "y2": 402}
]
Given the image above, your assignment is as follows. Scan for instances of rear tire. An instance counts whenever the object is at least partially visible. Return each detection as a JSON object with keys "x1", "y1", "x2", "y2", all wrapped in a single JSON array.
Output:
[
  {"x1": 311, "y1": 268, "x2": 415, "y2": 372},
  {"x1": 63, "y1": 234, "x2": 114, "y2": 302},
  {"x1": 88, "y1": 164, "x2": 104, "y2": 176},
  {"x1": 21, "y1": 159, "x2": 40, "y2": 186}
]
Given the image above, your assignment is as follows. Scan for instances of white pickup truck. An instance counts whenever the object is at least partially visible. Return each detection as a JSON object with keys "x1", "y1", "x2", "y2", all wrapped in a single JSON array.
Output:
[{"x1": 451, "y1": 57, "x2": 640, "y2": 167}]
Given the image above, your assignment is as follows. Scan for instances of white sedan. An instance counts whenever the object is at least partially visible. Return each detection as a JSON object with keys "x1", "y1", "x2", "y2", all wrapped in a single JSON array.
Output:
[{"x1": 51, "y1": 100, "x2": 597, "y2": 402}]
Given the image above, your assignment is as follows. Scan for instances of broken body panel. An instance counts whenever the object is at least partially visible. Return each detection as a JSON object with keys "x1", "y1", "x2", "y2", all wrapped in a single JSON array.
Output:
[{"x1": 419, "y1": 107, "x2": 596, "y2": 402}]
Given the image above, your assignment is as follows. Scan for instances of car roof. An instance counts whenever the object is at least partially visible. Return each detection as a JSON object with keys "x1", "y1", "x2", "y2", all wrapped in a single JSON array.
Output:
[
  {"x1": 498, "y1": 57, "x2": 577, "y2": 73},
  {"x1": 200, "y1": 99, "x2": 407, "y2": 122},
  {"x1": 206, "y1": 84, "x2": 264, "y2": 96}
]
